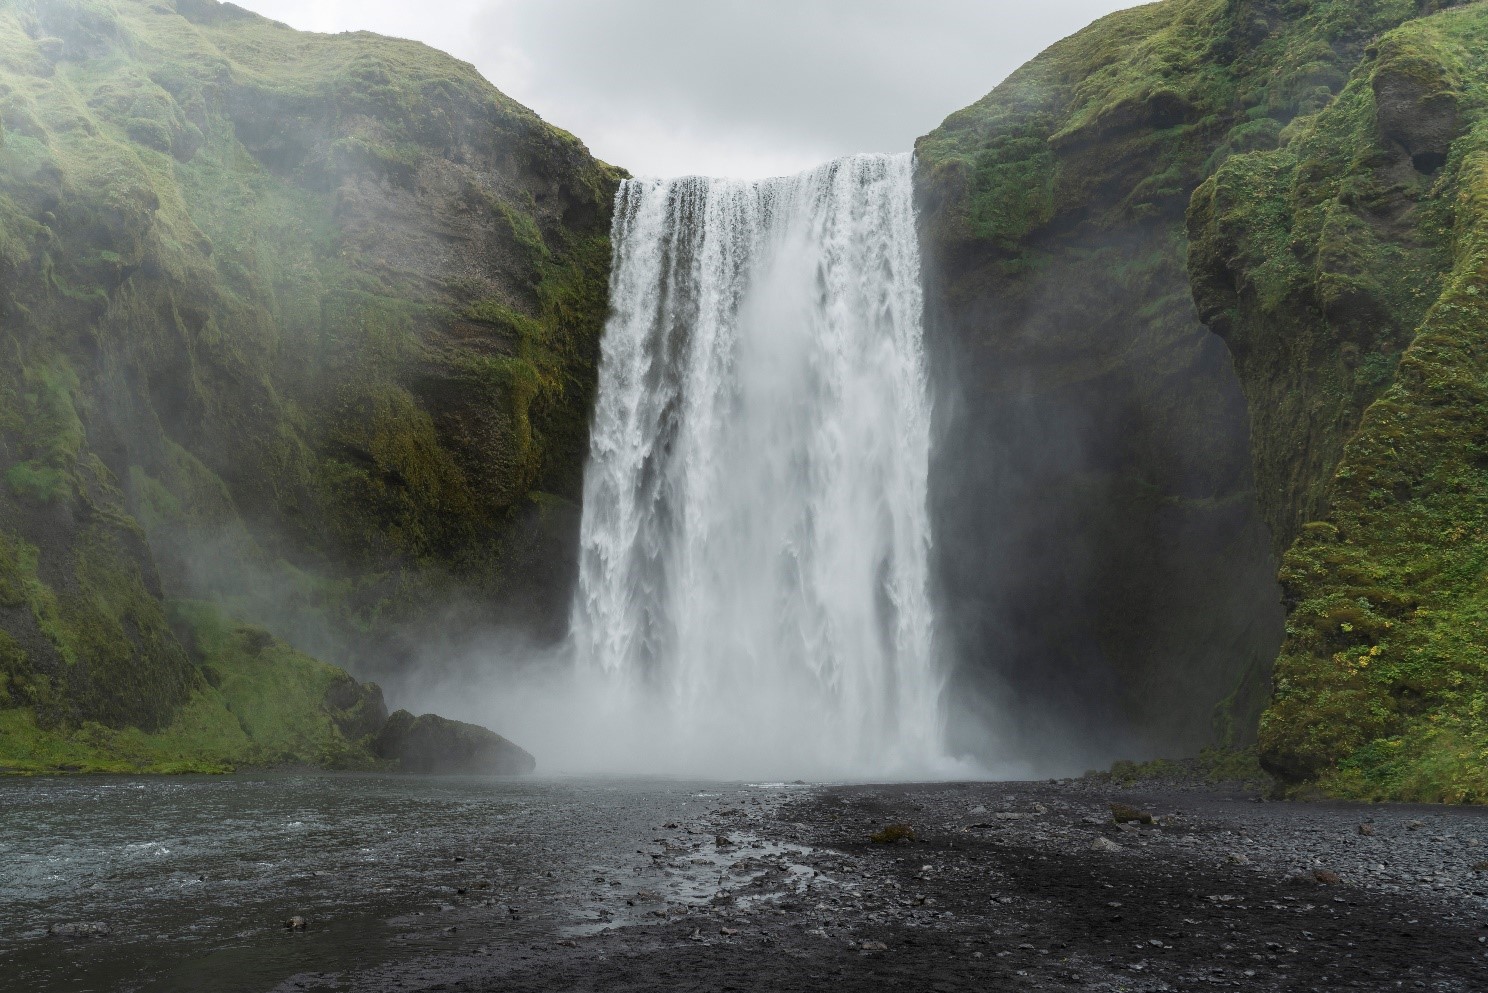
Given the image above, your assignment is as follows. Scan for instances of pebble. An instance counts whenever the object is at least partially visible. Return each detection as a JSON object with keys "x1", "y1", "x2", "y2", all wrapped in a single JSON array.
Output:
[
  {"x1": 47, "y1": 922, "x2": 110, "y2": 939},
  {"x1": 1111, "y1": 803, "x2": 1155, "y2": 825}
]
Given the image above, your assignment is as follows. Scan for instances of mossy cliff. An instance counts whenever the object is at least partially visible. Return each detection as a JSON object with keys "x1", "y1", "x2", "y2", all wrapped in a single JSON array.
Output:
[
  {"x1": 1190, "y1": 3, "x2": 1488, "y2": 801},
  {"x1": 0, "y1": 0, "x2": 618, "y2": 772},
  {"x1": 918, "y1": 0, "x2": 1486, "y2": 796}
]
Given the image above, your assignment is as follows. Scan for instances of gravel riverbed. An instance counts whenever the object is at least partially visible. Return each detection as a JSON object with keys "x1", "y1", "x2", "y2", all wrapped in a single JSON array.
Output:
[
  {"x1": 9, "y1": 775, "x2": 1487, "y2": 991},
  {"x1": 331, "y1": 779, "x2": 1488, "y2": 992}
]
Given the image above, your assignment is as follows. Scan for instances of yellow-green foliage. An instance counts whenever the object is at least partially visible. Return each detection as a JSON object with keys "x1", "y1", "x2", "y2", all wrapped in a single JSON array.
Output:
[
  {"x1": 167, "y1": 600, "x2": 375, "y2": 767},
  {"x1": 0, "y1": 522, "x2": 194, "y2": 730},
  {"x1": 1188, "y1": 52, "x2": 1451, "y2": 545},
  {"x1": 870, "y1": 823, "x2": 916, "y2": 844},
  {"x1": 0, "y1": 706, "x2": 242, "y2": 775},
  {"x1": 917, "y1": 0, "x2": 1447, "y2": 247},
  {"x1": 1103, "y1": 747, "x2": 1273, "y2": 786}
]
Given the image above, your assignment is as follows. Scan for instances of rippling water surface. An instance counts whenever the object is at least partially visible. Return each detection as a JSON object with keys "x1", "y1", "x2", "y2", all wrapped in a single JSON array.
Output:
[{"x1": 0, "y1": 774, "x2": 805, "y2": 992}]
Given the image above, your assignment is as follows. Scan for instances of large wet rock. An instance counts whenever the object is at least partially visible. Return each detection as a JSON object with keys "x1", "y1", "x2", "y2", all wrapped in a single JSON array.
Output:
[
  {"x1": 372, "y1": 710, "x2": 535, "y2": 775},
  {"x1": 323, "y1": 676, "x2": 389, "y2": 742}
]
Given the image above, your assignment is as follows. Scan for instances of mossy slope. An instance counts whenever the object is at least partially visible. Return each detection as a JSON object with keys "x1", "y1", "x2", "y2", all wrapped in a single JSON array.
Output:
[
  {"x1": 0, "y1": 0, "x2": 618, "y2": 770},
  {"x1": 0, "y1": 600, "x2": 388, "y2": 773}
]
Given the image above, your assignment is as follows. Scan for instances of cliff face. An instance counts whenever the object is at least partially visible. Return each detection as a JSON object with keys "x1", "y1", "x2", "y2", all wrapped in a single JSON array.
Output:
[
  {"x1": 916, "y1": 0, "x2": 1479, "y2": 784},
  {"x1": 1191, "y1": 4, "x2": 1488, "y2": 801},
  {"x1": 0, "y1": 0, "x2": 618, "y2": 771}
]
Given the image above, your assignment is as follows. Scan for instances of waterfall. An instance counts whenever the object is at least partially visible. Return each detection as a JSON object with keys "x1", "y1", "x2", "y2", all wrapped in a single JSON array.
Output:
[{"x1": 570, "y1": 153, "x2": 944, "y2": 777}]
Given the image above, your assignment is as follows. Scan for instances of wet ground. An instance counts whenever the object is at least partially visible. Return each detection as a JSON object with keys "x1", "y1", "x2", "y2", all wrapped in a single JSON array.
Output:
[{"x1": 5, "y1": 775, "x2": 1488, "y2": 991}]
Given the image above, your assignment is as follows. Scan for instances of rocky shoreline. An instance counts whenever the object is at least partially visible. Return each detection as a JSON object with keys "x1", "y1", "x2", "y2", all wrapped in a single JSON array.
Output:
[{"x1": 305, "y1": 779, "x2": 1488, "y2": 992}]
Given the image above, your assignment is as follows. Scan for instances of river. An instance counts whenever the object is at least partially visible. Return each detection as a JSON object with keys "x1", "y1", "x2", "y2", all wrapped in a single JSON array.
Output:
[{"x1": 0, "y1": 773, "x2": 812, "y2": 992}]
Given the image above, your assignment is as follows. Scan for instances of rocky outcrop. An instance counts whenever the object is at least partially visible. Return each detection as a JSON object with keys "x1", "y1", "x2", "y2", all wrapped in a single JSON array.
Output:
[
  {"x1": 0, "y1": 0, "x2": 611, "y2": 771},
  {"x1": 372, "y1": 709, "x2": 535, "y2": 775}
]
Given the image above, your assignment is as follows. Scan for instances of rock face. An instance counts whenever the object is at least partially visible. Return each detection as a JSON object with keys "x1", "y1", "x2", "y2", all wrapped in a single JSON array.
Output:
[
  {"x1": 919, "y1": 0, "x2": 1488, "y2": 799},
  {"x1": 915, "y1": 0, "x2": 1305, "y2": 768},
  {"x1": 0, "y1": 0, "x2": 612, "y2": 770},
  {"x1": 372, "y1": 709, "x2": 536, "y2": 775}
]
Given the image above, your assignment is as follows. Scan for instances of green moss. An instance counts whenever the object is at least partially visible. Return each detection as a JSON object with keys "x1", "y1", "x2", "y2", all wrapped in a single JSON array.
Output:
[
  {"x1": 0, "y1": 627, "x2": 30, "y2": 709},
  {"x1": 167, "y1": 600, "x2": 379, "y2": 768},
  {"x1": 0, "y1": 599, "x2": 386, "y2": 773},
  {"x1": 870, "y1": 823, "x2": 916, "y2": 844},
  {"x1": 0, "y1": 697, "x2": 246, "y2": 775},
  {"x1": 918, "y1": 0, "x2": 1460, "y2": 247},
  {"x1": 6, "y1": 460, "x2": 68, "y2": 503},
  {"x1": 329, "y1": 134, "x2": 423, "y2": 182},
  {"x1": 1096, "y1": 747, "x2": 1274, "y2": 790}
]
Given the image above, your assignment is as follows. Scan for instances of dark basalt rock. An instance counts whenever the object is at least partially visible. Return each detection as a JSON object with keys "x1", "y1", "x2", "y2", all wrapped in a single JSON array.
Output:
[{"x1": 372, "y1": 709, "x2": 535, "y2": 775}]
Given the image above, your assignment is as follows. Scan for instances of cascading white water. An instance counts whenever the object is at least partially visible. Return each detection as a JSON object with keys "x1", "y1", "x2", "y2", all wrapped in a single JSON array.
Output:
[{"x1": 570, "y1": 153, "x2": 945, "y2": 778}]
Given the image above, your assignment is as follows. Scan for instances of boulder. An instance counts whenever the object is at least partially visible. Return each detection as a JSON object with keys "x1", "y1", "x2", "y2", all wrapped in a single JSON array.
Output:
[
  {"x1": 372, "y1": 710, "x2": 535, "y2": 775},
  {"x1": 323, "y1": 677, "x2": 389, "y2": 742},
  {"x1": 1110, "y1": 803, "x2": 1155, "y2": 825}
]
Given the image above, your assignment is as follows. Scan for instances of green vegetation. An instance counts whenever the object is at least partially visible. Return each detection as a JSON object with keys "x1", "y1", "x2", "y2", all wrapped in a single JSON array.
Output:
[
  {"x1": 1101, "y1": 747, "x2": 1275, "y2": 791},
  {"x1": 870, "y1": 823, "x2": 916, "y2": 844},
  {"x1": 918, "y1": 0, "x2": 1458, "y2": 253},
  {"x1": 0, "y1": 0, "x2": 618, "y2": 770},
  {"x1": 0, "y1": 600, "x2": 386, "y2": 774}
]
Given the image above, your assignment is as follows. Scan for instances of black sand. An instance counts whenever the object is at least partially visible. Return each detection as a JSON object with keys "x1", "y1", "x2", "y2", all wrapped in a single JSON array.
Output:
[{"x1": 329, "y1": 780, "x2": 1488, "y2": 992}]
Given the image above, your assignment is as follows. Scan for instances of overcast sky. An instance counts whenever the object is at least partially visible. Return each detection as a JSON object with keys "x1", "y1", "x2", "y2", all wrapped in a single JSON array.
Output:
[{"x1": 231, "y1": 0, "x2": 1145, "y2": 179}]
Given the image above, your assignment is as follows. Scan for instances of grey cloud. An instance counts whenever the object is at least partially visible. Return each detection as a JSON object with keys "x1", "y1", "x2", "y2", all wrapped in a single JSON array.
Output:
[
  {"x1": 472, "y1": 0, "x2": 1143, "y2": 174},
  {"x1": 240, "y1": 0, "x2": 1143, "y2": 176}
]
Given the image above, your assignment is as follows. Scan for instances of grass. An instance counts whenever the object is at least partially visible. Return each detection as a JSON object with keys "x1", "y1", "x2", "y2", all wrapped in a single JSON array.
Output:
[{"x1": 0, "y1": 599, "x2": 385, "y2": 774}]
